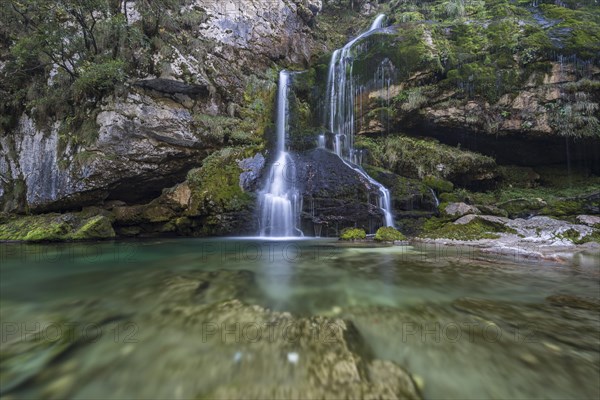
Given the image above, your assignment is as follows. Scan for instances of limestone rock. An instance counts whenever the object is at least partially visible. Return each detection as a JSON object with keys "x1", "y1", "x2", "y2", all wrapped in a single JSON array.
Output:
[
  {"x1": 445, "y1": 202, "x2": 481, "y2": 217},
  {"x1": 576, "y1": 215, "x2": 600, "y2": 227}
]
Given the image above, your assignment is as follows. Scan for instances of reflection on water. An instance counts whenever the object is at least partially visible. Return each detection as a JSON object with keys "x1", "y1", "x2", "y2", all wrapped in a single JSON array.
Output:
[{"x1": 1, "y1": 239, "x2": 599, "y2": 399}]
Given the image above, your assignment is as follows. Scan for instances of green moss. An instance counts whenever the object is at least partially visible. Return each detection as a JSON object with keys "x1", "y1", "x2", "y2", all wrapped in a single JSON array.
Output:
[
  {"x1": 239, "y1": 75, "x2": 276, "y2": 146},
  {"x1": 423, "y1": 176, "x2": 454, "y2": 193},
  {"x1": 374, "y1": 227, "x2": 406, "y2": 242},
  {"x1": 0, "y1": 213, "x2": 115, "y2": 242},
  {"x1": 187, "y1": 147, "x2": 256, "y2": 217},
  {"x1": 540, "y1": 200, "x2": 584, "y2": 217},
  {"x1": 340, "y1": 228, "x2": 367, "y2": 240},
  {"x1": 72, "y1": 215, "x2": 115, "y2": 240},
  {"x1": 575, "y1": 230, "x2": 600, "y2": 244},
  {"x1": 497, "y1": 198, "x2": 547, "y2": 218},
  {"x1": 23, "y1": 222, "x2": 71, "y2": 242},
  {"x1": 355, "y1": 135, "x2": 496, "y2": 183},
  {"x1": 420, "y1": 217, "x2": 515, "y2": 241},
  {"x1": 556, "y1": 228, "x2": 581, "y2": 243}
]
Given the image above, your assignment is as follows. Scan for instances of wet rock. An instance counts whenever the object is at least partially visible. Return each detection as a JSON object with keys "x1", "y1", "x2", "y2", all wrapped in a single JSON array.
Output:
[
  {"x1": 176, "y1": 300, "x2": 421, "y2": 400},
  {"x1": 238, "y1": 153, "x2": 265, "y2": 192},
  {"x1": 292, "y1": 149, "x2": 387, "y2": 235},
  {"x1": 116, "y1": 269, "x2": 257, "y2": 310},
  {"x1": 546, "y1": 295, "x2": 600, "y2": 312}
]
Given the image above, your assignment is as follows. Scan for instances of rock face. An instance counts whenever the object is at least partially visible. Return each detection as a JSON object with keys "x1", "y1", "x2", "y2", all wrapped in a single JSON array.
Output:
[
  {"x1": 1, "y1": 93, "x2": 212, "y2": 213},
  {"x1": 0, "y1": 0, "x2": 329, "y2": 215},
  {"x1": 292, "y1": 149, "x2": 387, "y2": 236}
]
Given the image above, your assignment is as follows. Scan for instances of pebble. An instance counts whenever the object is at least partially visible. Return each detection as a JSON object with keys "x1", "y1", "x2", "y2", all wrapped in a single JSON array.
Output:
[
  {"x1": 412, "y1": 374, "x2": 425, "y2": 391},
  {"x1": 287, "y1": 352, "x2": 299, "y2": 364},
  {"x1": 519, "y1": 353, "x2": 538, "y2": 365},
  {"x1": 233, "y1": 351, "x2": 243, "y2": 363},
  {"x1": 543, "y1": 342, "x2": 561, "y2": 352},
  {"x1": 43, "y1": 375, "x2": 75, "y2": 399},
  {"x1": 121, "y1": 344, "x2": 135, "y2": 355}
]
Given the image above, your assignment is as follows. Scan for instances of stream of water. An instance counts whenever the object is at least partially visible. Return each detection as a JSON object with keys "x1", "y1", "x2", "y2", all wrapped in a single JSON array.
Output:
[
  {"x1": 325, "y1": 14, "x2": 394, "y2": 227},
  {"x1": 258, "y1": 71, "x2": 302, "y2": 238}
]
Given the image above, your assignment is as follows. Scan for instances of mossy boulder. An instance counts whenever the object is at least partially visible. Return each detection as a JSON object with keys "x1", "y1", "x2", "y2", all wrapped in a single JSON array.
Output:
[
  {"x1": 187, "y1": 147, "x2": 259, "y2": 235},
  {"x1": 540, "y1": 199, "x2": 586, "y2": 217},
  {"x1": 72, "y1": 215, "x2": 116, "y2": 240},
  {"x1": 0, "y1": 213, "x2": 115, "y2": 242},
  {"x1": 420, "y1": 215, "x2": 515, "y2": 241},
  {"x1": 374, "y1": 227, "x2": 407, "y2": 242},
  {"x1": 497, "y1": 198, "x2": 547, "y2": 218},
  {"x1": 340, "y1": 228, "x2": 367, "y2": 241}
]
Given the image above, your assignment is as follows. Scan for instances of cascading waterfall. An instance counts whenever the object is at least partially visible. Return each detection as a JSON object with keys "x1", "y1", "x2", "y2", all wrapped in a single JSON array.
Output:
[
  {"x1": 258, "y1": 71, "x2": 303, "y2": 237},
  {"x1": 325, "y1": 14, "x2": 394, "y2": 227}
]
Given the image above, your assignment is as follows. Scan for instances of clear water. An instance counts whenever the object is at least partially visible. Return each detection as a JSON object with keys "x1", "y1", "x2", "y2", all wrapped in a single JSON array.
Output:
[{"x1": 1, "y1": 239, "x2": 599, "y2": 399}]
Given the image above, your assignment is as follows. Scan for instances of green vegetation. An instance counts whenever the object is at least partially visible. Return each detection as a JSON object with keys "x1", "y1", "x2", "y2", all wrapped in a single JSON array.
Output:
[
  {"x1": 355, "y1": 135, "x2": 496, "y2": 182},
  {"x1": 0, "y1": 213, "x2": 115, "y2": 241},
  {"x1": 423, "y1": 176, "x2": 454, "y2": 193},
  {"x1": 427, "y1": 165, "x2": 600, "y2": 221},
  {"x1": 340, "y1": 227, "x2": 367, "y2": 240},
  {"x1": 187, "y1": 147, "x2": 257, "y2": 217},
  {"x1": 420, "y1": 217, "x2": 516, "y2": 240},
  {"x1": 374, "y1": 227, "x2": 406, "y2": 242},
  {"x1": 0, "y1": 0, "x2": 213, "y2": 140}
]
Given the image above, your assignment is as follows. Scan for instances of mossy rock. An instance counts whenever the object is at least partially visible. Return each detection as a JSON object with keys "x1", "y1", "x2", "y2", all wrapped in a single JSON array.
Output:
[
  {"x1": 340, "y1": 228, "x2": 367, "y2": 240},
  {"x1": 355, "y1": 135, "x2": 497, "y2": 187},
  {"x1": 420, "y1": 216, "x2": 514, "y2": 241},
  {"x1": 72, "y1": 216, "x2": 115, "y2": 240},
  {"x1": 0, "y1": 213, "x2": 115, "y2": 242},
  {"x1": 23, "y1": 221, "x2": 71, "y2": 242},
  {"x1": 423, "y1": 176, "x2": 454, "y2": 193},
  {"x1": 540, "y1": 199, "x2": 585, "y2": 217},
  {"x1": 187, "y1": 147, "x2": 257, "y2": 216},
  {"x1": 374, "y1": 227, "x2": 406, "y2": 242},
  {"x1": 497, "y1": 198, "x2": 547, "y2": 218}
]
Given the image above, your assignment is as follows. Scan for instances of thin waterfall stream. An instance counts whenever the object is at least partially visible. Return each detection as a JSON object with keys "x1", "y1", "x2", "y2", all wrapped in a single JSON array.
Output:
[{"x1": 325, "y1": 14, "x2": 394, "y2": 227}]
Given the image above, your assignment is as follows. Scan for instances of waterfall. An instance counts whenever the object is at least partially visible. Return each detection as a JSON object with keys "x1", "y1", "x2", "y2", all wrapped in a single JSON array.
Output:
[
  {"x1": 258, "y1": 71, "x2": 303, "y2": 237},
  {"x1": 429, "y1": 188, "x2": 440, "y2": 208},
  {"x1": 324, "y1": 14, "x2": 395, "y2": 227}
]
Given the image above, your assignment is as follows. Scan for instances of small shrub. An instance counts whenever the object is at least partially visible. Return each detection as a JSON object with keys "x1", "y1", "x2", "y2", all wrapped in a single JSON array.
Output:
[
  {"x1": 340, "y1": 228, "x2": 367, "y2": 240},
  {"x1": 374, "y1": 227, "x2": 407, "y2": 242}
]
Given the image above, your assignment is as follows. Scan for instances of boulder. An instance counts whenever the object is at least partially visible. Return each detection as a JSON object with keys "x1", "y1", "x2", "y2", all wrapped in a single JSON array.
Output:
[
  {"x1": 444, "y1": 202, "x2": 481, "y2": 217},
  {"x1": 576, "y1": 215, "x2": 600, "y2": 228}
]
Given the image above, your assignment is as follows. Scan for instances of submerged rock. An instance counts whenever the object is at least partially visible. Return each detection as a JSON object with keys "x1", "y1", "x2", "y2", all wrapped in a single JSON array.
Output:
[{"x1": 161, "y1": 299, "x2": 421, "y2": 400}]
